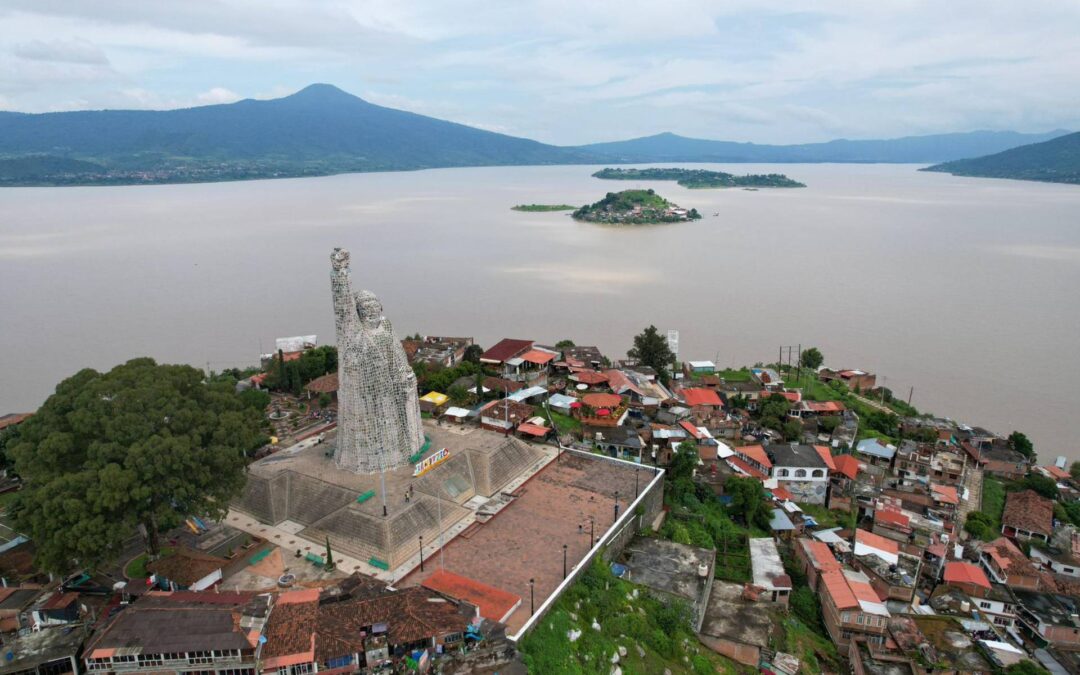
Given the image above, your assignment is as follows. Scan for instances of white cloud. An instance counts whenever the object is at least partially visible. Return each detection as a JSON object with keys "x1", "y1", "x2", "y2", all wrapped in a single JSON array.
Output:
[
  {"x1": 194, "y1": 87, "x2": 241, "y2": 105},
  {"x1": 0, "y1": 1, "x2": 1077, "y2": 143}
]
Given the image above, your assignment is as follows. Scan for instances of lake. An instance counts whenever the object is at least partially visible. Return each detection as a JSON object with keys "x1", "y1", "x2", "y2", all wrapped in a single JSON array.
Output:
[{"x1": 2, "y1": 164, "x2": 1079, "y2": 459}]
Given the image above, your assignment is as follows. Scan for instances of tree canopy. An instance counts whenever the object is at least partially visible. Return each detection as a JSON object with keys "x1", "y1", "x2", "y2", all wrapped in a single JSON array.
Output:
[
  {"x1": 725, "y1": 476, "x2": 772, "y2": 531},
  {"x1": 1009, "y1": 431, "x2": 1035, "y2": 460},
  {"x1": 7, "y1": 358, "x2": 264, "y2": 574},
  {"x1": 800, "y1": 347, "x2": 824, "y2": 370},
  {"x1": 627, "y1": 325, "x2": 674, "y2": 384},
  {"x1": 1019, "y1": 474, "x2": 1058, "y2": 500}
]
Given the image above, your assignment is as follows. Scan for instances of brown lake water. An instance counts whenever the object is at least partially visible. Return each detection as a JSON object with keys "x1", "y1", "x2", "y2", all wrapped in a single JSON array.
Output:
[{"x1": 2, "y1": 164, "x2": 1079, "y2": 459}]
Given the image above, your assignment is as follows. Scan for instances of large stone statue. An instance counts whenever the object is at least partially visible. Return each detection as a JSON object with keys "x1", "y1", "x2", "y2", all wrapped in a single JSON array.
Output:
[{"x1": 330, "y1": 248, "x2": 424, "y2": 473}]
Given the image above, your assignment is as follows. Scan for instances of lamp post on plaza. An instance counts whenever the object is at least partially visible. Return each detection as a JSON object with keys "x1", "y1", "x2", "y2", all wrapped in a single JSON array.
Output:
[
  {"x1": 529, "y1": 578, "x2": 535, "y2": 615},
  {"x1": 589, "y1": 516, "x2": 595, "y2": 549},
  {"x1": 418, "y1": 535, "x2": 424, "y2": 572},
  {"x1": 635, "y1": 468, "x2": 640, "y2": 498},
  {"x1": 563, "y1": 544, "x2": 568, "y2": 580},
  {"x1": 614, "y1": 490, "x2": 620, "y2": 524}
]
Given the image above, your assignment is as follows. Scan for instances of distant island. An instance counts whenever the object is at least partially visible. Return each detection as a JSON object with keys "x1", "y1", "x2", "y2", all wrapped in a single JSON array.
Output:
[
  {"x1": 511, "y1": 204, "x2": 578, "y2": 212},
  {"x1": 573, "y1": 189, "x2": 700, "y2": 224},
  {"x1": 592, "y1": 167, "x2": 805, "y2": 188},
  {"x1": 922, "y1": 131, "x2": 1080, "y2": 185}
]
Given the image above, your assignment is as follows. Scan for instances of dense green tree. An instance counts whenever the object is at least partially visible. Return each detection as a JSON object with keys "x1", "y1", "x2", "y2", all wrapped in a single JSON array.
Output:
[
  {"x1": 758, "y1": 394, "x2": 792, "y2": 425},
  {"x1": 964, "y1": 511, "x2": 996, "y2": 540},
  {"x1": 554, "y1": 339, "x2": 576, "y2": 349},
  {"x1": 669, "y1": 441, "x2": 699, "y2": 481},
  {"x1": 462, "y1": 344, "x2": 483, "y2": 364},
  {"x1": 8, "y1": 358, "x2": 263, "y2": 574},
  {"x1": 1019, "y1": 474, "x2": 1059, "y2": 500},
  {"x1": 447, "y1": 384, "x2": 470, "y2": 406},
  {"x1": 800, "y1": 347, "x2": 824, "y2": 370},
  {"x1": 1071, "y1": 461, "x2": 1080, "y2": 480},
  {"x1": 782, "y1": 420, "x2": 803, "y2": 442},
  {"x1": 1009, "y1": 431, "x2": 1035, "y2": 460},
  {"x1": 627, "y1": 325, "x2": 674, "y2": 384},
  {"x1": 238, "y1": 388, "x2": 271, "y2": 412},
  {"x1": 725, "y1": 476, "x2": 771, "y2": 531}
]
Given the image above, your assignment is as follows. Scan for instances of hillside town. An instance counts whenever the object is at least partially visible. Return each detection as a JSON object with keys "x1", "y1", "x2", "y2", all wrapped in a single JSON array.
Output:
[{"x1": 1, "y1": 273, "x2": 1077, "y2": 674}]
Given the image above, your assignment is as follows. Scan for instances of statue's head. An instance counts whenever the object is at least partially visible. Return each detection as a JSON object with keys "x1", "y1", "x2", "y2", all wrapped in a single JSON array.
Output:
[
  {"x1": 354, "y1": 290, "x2": 384, "y2": 329},
  {"x1": 331, "y1": 248, "x2": 350, "y2": 271}
]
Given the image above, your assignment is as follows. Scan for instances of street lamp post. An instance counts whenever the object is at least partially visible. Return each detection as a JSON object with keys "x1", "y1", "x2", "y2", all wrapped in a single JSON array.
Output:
[
  {"x1": 529, "y1": 578, "x2": 535, "y2": 615},
  {"x1": 614, "y1": 490, "x2": 620, "y2": 523},
  {"x1": 589, "y1": 516, "x2": 595, "y2": 548},
  {"x1": 418, "y1": 535, "x2": 424, "y2": 572},
  {"x1": 563, "y1": 544, "x2": 568, "y2": 580},
  {"x1": 635, "y1": 468, "x2": 640, "y2": 498}
]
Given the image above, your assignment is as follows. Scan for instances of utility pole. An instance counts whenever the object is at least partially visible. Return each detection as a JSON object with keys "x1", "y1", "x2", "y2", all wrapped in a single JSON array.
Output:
[
  {"x1": 529, "y1": 578, "x2": 535, "y2": 615},
  {"x1": 418, "y1": 535, "x2": 424, "y2": 572},
  {"x1": 908, "y1": 386, "x2": 914, "y2": 406},
  {"x1": 563, "y1": 544, "x2": 568, "y2": 580}
]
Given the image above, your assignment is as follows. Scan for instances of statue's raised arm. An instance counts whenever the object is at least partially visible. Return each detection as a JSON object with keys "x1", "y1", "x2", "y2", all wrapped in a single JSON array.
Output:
[{"x1": 330, "y1": 248, "x2": 356, "y2": 344}]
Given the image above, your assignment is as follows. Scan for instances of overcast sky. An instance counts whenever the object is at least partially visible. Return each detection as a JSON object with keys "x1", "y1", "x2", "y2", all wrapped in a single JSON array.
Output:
[{"x1": 2, "y1": 1, "x2": 1078, "y2": 145}]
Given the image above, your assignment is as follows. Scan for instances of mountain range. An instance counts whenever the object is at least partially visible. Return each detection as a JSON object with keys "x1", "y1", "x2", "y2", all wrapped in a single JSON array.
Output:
[
  {"x1": 0, "y1": 83, "x2": 1071, "y2": 186},
  {"x1": 923, "y1": 132, "x2": 1080, "y2": 184}
]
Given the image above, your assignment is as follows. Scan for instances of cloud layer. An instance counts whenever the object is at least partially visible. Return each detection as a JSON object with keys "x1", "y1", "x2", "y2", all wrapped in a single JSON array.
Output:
[{"x1": 1, "y1": 1, "x2": 1077, "y2": 143}]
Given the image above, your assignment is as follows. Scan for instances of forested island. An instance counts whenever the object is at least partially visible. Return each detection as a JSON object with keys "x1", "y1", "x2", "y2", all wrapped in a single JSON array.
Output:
[
  {"x1": 511, "y1": 203, "x2": 578, "y2": 211},
  {"x1": 592, "y1": 167, "x2": 805, "y2": 188},
  {"x1": 572, "y1": 189, "x2": 700, "y2": 224}
]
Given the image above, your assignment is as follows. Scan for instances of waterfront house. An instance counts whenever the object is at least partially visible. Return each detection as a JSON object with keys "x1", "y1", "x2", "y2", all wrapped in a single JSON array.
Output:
[
  {"x1": 766, "y1": 444, "x2": 833, "y2": 504},
  {"x1": 1001, "y1": 489, "x2": 1054, "y2": 542}
]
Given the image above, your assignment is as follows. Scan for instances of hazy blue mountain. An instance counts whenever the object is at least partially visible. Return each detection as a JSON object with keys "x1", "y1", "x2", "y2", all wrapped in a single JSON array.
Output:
[
  {"x1": 0, "y1": 83, "x2": 1071, "y2": 185},
  {"x1": 573, "y1": 129, "x2": 1071, "y2": 164},
  {"x1": 923, "y1": 132, "x2": 1080, "y2": 184},
  {"x1": 0, "y1": 84, "x2": 591, "y2": 184}
]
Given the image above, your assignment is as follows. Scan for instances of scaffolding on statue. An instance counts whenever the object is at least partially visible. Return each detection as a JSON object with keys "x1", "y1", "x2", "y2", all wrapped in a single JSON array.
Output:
[{"x1": 329, "y1": 248, "x2": 425, "y2": 474}]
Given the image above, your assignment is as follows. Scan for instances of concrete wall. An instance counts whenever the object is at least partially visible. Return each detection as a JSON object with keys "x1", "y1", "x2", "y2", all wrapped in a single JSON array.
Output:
[{"x1": 697, "y1": 634, "x2": 760, "y2": 666}]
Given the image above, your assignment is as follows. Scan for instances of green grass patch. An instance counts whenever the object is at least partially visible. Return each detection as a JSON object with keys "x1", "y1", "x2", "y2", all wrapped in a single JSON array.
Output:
[
  {"x1": 715, "y1": 368, "x2": 753, "y2": 382},
  {"x1": 776, "y1": 615, "x2": 840, "y2": 673},
  {"x1": 982, "y1": 477, "x2": 1006, "y2": 525},
  {"x1": 547, "y1": 409, "x2": 582, "y2": 434},
  {"x1": 519, "y1": 557, "x2": 740, "y2": 674},
  {"x1": 125, "y1": 547, "x2": 176, "y2": 579},
  {"x1": 795, "y1": 503, "x2": 856, "y2": 531}
]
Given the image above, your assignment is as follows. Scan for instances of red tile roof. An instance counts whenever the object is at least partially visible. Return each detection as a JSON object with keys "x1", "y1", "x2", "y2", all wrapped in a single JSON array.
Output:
[
  {"x1": 833, "y1": 454, "x2": 860, "y2": 480},
  {"x1": 982, "y1": 537, "x2": 1034, "y2": 575},
  {"x1": 304, "y1": 372, "x2": 339, "y2": 394},
  {"x1": 582, "y1": 393, "x2": 622, "y2": 408},
  {"x1": 480, "y1": 338, "x2": 533, "y2": 363},
  {"x1": 1002, "y1": 489, "x2": 1054, "y2": 537},
  {"x1": 571, "y1": 370, "x2": 609, "y2": 385},
  {"x1": 1042, "y1": 465, "x2": 1070, "y2": 480},
  {"x1": 681, "y1": 388, "x2": 723, "y2": 407},
  {"x1": 726, "y1": 456, "x2": 768, "y2": 480},
  {"x1": 805, "y1": 401, "x2": 845, "y2": 413},
  {"x1": 262, "y1": 589, "x2": 319, "y2": 668},
  {"x1": 0, "y1": 413, "x2": 32, "y2": 432},
  {"x1": 146, "y1": 547, "x2": 227, "y2": 586},
  {"x1": 421, "y1": 569, "x2": 521, "y2": 623},
  {"x1": 517, "y1": 422, "x2": 550, "y2": 437},
  {"x1": 874, "y1": 509, "x2": 911, "y2": 529},
  {"x1": 770, "y1": 486, "x2": 795, "y2": 502},
  {"x1": 800, "y1": 539, "x2": 841, "y2": 574},
  {"x1": 813, "y1": 445, "x2": 837, "y2": 471},
  {"x1": 855, "y1": 528, "x2": 899, "y2": 555},
  {"x1": 820, "y1": 570, "x2": 858, "y2": 610},
  {"x1": 678, "y1": 420, "x2": 704, "y2": 440},
  {"x1": 520, "y1": 350, "x2": 556, "y2": 365},
  {"x1": 943, "y1": 562, "x2": 991, "y2": 590},
  {"x1": 737, "y1": 445, "x2": 773, "y2": 469},
  {"x1": 767, "y1": 391, "x2": 801, "y2": 403},
  {"x1": 930, "y1": 483, "x2": 960, "y2": 505}
]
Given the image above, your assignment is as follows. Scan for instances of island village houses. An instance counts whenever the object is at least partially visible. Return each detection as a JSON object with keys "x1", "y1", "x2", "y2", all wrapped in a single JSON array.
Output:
[{"x1": 1, "y1": 328, "x2": 1078, "y2": 675}]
